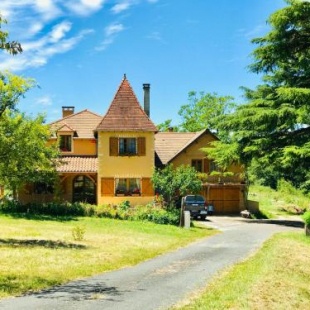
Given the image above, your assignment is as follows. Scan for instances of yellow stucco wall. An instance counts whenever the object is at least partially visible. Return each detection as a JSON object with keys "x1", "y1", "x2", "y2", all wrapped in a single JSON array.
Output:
[
  {"x1": 48, "y1": 138, "x2": 97, "y2": 155},
  {"x1": 170, "y1": 133, "x2": 216, "y2": 170},
  {"x1": 97, "y1": 131, "x2": 155, "y2": 206},
  {"x1": 170, "y1": 133, "x2": 243, "y2": 174}
]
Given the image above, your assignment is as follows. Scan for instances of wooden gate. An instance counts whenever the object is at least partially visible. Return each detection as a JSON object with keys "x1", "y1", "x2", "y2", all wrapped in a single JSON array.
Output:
[{"x1": 203, "y1": 183, "x2": 246, "y2": 214}]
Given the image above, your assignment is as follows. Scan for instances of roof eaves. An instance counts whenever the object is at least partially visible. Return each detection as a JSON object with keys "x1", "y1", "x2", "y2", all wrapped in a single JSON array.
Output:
[{"x1": 166, "y1": 129, "x2": 218, "y2": 164}]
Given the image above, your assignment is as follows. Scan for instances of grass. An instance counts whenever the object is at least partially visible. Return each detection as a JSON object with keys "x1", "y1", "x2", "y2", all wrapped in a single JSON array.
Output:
[
  {"x1": 173, "y1": 232, "x2": 310, "y2": 310},
  {"x1": 248, "y1": 184, "x2": 310, "y2": 219},
  {"x1": 0, "y1": 214, "x2": 216, "y2": 299}
]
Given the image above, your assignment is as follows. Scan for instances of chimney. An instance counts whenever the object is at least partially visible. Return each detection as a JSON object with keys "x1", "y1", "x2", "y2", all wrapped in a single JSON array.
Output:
[
  {"x1": 62, "y1": 106, "x2": 75, "y2": 118},
  {"x1": 143, "y1": 83, "x2": 150, "y2": 117}
]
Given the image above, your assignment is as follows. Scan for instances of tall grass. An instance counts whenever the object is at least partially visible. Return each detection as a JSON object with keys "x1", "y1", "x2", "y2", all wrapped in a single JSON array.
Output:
[{"x1": 248, "y1": 181, "x2": 310, "y2": 219}]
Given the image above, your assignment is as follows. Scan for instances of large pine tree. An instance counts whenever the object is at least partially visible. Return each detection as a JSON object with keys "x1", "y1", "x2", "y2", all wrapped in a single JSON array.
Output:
[{"x1": 210, "y1": 0, "x2": 310, "y2": 190}]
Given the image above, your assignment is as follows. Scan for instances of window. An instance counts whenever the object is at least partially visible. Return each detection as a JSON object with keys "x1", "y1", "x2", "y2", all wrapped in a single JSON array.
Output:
[
  {"x1": 110, "y1": 137, "x2": 146, "y2": 156},
  {"x1": 73, "y1": 175, "x2": 96, "y2": 204},
  {"x1": 119, "y1": 138, "x2": 137, "y2": 155},
  {"x1": 34, "y1": 182, "x2": 54, "y2": 194},
  {"x1": 115, "y1": 178, "x2": 141, "y2": 196},
  {"x1": 59, "y1": 135, "x2": 72, "y2": 152},
  {"x1": 192, "y1": 159, "x2": 203, "y2": 172}
]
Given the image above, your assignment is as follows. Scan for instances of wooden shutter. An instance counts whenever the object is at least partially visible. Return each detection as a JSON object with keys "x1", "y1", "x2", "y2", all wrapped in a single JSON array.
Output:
[
  {"x1": 203, "y1": 158, "x2": 210, "y2": 173},
  {"x1": 109, "y1": 137, "x2": 118, "y2": 156},
  {"x1": 141, "y1": 178, "x2": 154, "y2": 196},
  {"x1": 101, "y1": 178, "x2": 115, "y2": 196},
  {"x1": 137, "y1": 137, "x2": 146, "y2": 156}
]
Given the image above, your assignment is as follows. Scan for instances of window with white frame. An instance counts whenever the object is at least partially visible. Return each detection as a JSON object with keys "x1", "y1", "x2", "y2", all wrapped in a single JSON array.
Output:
[{"x1": 115, "y1": 178, "x2": 141, "y2": 196}]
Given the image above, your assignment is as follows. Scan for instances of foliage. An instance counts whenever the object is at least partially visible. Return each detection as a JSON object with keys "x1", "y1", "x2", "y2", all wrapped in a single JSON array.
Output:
[
  {"x1": 248, "y1": 184, "x2": 310, "y2": 219},
  {"x1": 209, "y1": 0, "x2": 310, "y2": 191},
  {"x1": 178, "y1": 91, "x2": 236, "y2": 140},
  {"x1": 0, "y1": 199, "x2": 180, "y2": 225},
  {"x1": 152, "y1": 164, "x2": 202, "y2": 206},
  {"x1": 0, "y1": 111, "x2": 59, "y2": 196},
  {"x1": 0, "y1": 14, "x2": 22, "y2": 55},
  {"x1": 302, "y1": 211, "x2": 310, "y2": 226},
  {"x1": 71, "y1": 225, "x2": 86, "y2": 241},
  {"x1": 202, "y1": 141, "x2": 241, "y2": 172},
  {"x1": 0, "y1": 200, "x2": 95, "y2": 217},
  {"x1": 96, "y1": 203, "x2": 180, "y2": 225},
  {"x1": 0, "y1": 72, "x2": 35, "y2": 117},
  {"x1": 156, "y1": 119, "x2": 179, "y2": 132}
]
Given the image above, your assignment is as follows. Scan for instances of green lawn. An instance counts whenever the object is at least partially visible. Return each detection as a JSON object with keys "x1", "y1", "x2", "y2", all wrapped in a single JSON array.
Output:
[{"x1": 0, "y1": 214, "x2": 216, "y2": 299}]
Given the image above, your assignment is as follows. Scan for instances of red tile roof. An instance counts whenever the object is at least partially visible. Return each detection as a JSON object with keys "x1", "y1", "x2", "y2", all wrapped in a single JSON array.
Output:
[
  {"x1": 155, "y1": 129, "x2": 218, "y2": 165},
  {"x1": 50, "y1": 110, "x2": 102, "y2": 139},
  {"x1": 96, "y1": 77, "x2": 157, "y2": 132},
  {"x1": 57, "y1": 157, "x2": 98, "y2": 173}
]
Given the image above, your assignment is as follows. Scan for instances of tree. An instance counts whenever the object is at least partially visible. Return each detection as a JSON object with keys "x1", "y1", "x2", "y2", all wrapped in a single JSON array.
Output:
[
  {"x1": 209, "y1": 0, "x2": 310, "y2": 191},
  {"x1": 156, "y1": 119, "x2": 179, "y2": 132},
  {"x1": 178, "y1": 91, "x2": 236, "y2": 140},
  {"x1": 0, "y1": 72, "x2": 35, "y2": 117},
  {"x1": 0, "y1": 14, "x2": 34, "y2": 117},
  {"x1": 152, "y1": 164, "x2": 202, "y2": 207},
  {"x1": 0, "y1": 14, "x2": 22, "y2": 55},
  {"x1": 0, "y1": 111, "x2": 59, "y2": 198}
]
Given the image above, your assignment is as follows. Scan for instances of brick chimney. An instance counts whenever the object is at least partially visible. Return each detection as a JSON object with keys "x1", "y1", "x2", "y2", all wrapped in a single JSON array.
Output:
[
  {"x1": 143, "y1": 83, "x2": 150, "y2": 117},
  {"x1": 62, "y1": 106, "x2": 75, "y2": 118}
]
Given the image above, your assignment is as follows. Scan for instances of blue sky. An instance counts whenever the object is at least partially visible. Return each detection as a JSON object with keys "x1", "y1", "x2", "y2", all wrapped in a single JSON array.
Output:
[{"x1": 0, "y1": 0, "x2": 286, "y2": 126}]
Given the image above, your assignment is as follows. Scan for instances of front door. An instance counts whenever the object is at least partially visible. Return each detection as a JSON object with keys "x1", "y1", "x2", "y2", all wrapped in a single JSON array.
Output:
[{"x1": 73, "y1": 175, "x2": 96, "y2": 204}]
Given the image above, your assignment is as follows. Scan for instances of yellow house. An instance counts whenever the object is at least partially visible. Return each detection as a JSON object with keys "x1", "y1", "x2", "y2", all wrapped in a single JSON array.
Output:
[
  {"x1": 96, "y1": 76, "x2": 157, "y2": 206},
  {"x1": 18, "y1": 75, "x2": 244, "y2": 212}
]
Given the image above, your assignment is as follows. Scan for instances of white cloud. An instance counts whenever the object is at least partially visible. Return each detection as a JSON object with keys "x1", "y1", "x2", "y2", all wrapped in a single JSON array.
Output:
[
  {"x1": 146, "y1": 0, "x2": 159, "y2": 3},
  {"x1": 96, "y1": 23, "x2": 124, "y2": 51},
  {"x1": 105, "y1": 23, "x2": 124, "y2": 36},
  {"x1": 36, "y1": 95, "x2": 53, "y2": 106},
  {"x1": 65, "y1": 0, "x2": 105, "y2": 16},
  {"x1": 111, "y1": 1, "x2": 132, "y2": 14},
  {"x1": 49, "y1": 21, "x2": 72, "y2": 43},
  {"x1": 34, "y1": 0, "x2": 62, "y2": 21}
]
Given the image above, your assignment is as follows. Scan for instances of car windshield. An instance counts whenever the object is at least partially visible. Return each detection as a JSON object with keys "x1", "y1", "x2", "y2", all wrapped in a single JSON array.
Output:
[{"x1": 185, "y1": 195, "x2": 204, "y2": 202}]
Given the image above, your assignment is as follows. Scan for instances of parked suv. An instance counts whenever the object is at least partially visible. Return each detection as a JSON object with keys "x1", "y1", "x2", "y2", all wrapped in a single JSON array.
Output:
[{"x1": 181, "y1": 195, "x2": 208, "y2": 220}]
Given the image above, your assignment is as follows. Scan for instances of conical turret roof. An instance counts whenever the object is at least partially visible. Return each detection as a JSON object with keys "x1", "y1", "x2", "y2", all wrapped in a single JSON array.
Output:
[{"x1": 96, "y1": 76, "x2": 157, "y2": 132}]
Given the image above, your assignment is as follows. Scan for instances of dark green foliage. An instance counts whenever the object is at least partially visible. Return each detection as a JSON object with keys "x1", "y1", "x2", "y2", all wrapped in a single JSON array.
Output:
[
  {"x1": 0, "y1": 200, "x2": 180, "y2": 225},
  {"x1": 0, "y1": 200, "x2": 95, "y2": 217},
  {"x1": 91, "y1": 203, "x2": 180, "y2": 225},
  {"x1": 302, "y1": 211, "x2": 310, "y2": 226},
  {"x1": 208, "y1": 0, "x2": 310, "y2": 191},
  {"x1": 152, "y1": 164, "x2": 202, "y2": 206}
]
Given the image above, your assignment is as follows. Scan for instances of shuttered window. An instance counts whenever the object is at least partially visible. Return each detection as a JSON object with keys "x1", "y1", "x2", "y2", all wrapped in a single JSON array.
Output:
[
  {"x1": 141, "y1": 178, "x2": 154, "y2": 196},
  {"x1": 101, "y1": 178, "x2": 114, "y2": 196},
  {"x1": 110, "y1": 137, "x2": 118, "y2": 156},
  {"x1": 109, "y1": 137, "x2": 146, "y2": 156},
  {"x1": 137, "y1": 137, "x2": 146, "y2": 156}
]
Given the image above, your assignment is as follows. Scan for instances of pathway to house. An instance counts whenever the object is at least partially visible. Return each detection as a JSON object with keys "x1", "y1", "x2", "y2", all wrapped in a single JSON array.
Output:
[{"x1": 0, "y1": 216, "x2": 303, "y2": 310}]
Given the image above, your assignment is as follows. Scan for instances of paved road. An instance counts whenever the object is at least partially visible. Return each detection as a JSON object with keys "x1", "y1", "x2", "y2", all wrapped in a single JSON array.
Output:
[{"x1": 0, "y1": 217, "x2": 303, "y2": 310}]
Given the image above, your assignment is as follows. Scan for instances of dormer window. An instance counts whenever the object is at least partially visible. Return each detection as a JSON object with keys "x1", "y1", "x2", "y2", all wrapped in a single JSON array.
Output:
[{"x1": 59, "y1": 135, "x2": 72, "y2": 152}]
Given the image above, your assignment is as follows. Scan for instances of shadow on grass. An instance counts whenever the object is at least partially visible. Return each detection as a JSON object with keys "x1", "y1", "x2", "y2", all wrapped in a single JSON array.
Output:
[
  {"x1": 1, "y1": 212, "x2": 79, "y2": 222},
  {"x1": 0, "y1": 238, "x2": 87, "y2": 249}
]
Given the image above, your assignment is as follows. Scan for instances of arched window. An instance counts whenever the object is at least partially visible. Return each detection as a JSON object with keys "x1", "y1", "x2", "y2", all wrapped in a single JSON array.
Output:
[{"x1": 73, "y1": 175, "x2": 96, "y2": 204}]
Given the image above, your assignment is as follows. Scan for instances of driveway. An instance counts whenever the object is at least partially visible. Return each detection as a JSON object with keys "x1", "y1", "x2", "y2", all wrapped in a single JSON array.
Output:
[{"x1": 0, "y1": 216, "x2": 303, "y2": 310}]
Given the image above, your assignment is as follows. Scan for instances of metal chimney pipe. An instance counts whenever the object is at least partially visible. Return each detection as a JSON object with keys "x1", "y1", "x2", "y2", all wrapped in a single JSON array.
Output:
[{"x1": 143, "y1": 83, "x2": 150, "y2": 117}]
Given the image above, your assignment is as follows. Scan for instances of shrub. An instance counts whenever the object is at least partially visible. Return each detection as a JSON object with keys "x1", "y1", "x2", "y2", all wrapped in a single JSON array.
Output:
[
  {"x1": 71, "y1": 225, "x2": 86, "y2": 241},
  {"x1": 302, "y1": 211, "x2": 310, "y2": 226}
]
